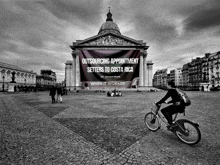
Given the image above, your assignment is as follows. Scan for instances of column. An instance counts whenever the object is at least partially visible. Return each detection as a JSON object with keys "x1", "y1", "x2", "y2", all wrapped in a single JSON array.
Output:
[
  {"x1": 146, "y1": 61, "x2": 154, "y2": 87},
  {"x1": 139, "y1": 51, "x2": 144, "y2": 87},
  {"x1": 65, "y1": 61, "x2": 73, "y2": 90},
  {"x1": 143, "y1": 55, "x2": 146, "y2": 86},
  {"x1": 75, "y1": 50, "x2": 81, "y2": 89},
  {"x1": 72, "y1": 51, "x2": 76, "y2": 90},
  {"x1": 143, "y1": 51, "x2": 148, "y2": 86}
]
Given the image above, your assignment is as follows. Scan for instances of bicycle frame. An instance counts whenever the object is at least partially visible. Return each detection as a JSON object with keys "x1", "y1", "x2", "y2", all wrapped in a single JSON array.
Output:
[
  {"x1": 146, "y1": 103, "x2": 201, "y2": 145},
  {"x1": 151, "y1": 105, "x2": 179, "y2": 127}
]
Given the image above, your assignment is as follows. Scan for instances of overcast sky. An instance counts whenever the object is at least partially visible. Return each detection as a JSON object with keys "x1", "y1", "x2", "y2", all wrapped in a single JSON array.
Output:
[{"x1": 1, "y1": 0, "x2": 220, "y2": 82}]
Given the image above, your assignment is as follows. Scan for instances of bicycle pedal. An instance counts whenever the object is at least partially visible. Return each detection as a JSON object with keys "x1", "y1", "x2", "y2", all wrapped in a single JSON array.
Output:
[
  {"x1": 150, "y1": 119, "x2": 156, "y2": 124},
  {"x1": 167, "y1": 127, "x2": 175, "y2": 133},
  {"x1": 167, "y1": 125, "x2": 178, "y2": 131}
]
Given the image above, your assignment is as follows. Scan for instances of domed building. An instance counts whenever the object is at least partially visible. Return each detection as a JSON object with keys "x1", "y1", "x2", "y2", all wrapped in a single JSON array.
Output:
[
  {"x1": 98, "y1": 10, "x2": 121, "y2": 35},
  {"x1": 65, "y1": 10, "x2": 153, "y2": 90}
]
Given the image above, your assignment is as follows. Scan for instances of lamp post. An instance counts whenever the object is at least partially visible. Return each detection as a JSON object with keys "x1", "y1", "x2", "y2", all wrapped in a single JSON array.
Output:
[{"x1": 2, "y1": 76, "x2": 5, "y2": 92}]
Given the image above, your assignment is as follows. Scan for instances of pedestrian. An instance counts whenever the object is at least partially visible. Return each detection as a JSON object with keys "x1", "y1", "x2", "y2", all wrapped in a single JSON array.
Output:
[
  {"x1": 49, "y1": 86, "x2": 56, "y2": 103},
  {"x1": 64, "y1": 87, "x2": 68, "y2": 95},
  {"x1": 56, "y1": 86, "x2": 63, "y2": 103}
]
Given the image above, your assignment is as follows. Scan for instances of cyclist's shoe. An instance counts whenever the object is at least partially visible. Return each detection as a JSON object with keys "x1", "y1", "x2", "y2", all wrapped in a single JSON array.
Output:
[
  {"x1": 167, "y1": 123, "x2": 178, "y2": 132},
  {"x1": 150, "y1": 118, "x2": 156, "y2": 124}
]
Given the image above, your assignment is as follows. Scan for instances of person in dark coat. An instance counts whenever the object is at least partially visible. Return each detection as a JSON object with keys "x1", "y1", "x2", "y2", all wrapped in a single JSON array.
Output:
[
  {"x1": 156, "y1": 81, "x2": 185, "y2": 129},
  {"x1": 49, "y1": 86, "x2": 56, "y2": 103},
  {"x1": 56, "y1": 86, "x2": 63, "y2": 103}
]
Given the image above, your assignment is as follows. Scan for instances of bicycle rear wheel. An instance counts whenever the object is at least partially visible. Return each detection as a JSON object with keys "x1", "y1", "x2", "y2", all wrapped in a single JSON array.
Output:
[
  {"x1": 144, "y1": 112, "x2": 160, "y2": 131},
  {"x1": 175, "y1": 119, "x2": 201, "y2": 145}
]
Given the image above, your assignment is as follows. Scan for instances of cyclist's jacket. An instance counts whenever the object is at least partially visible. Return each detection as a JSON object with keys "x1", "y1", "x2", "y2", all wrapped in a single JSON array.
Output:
[{"x1": 157, "y1": 88, "x2": 185, "y2": 106}]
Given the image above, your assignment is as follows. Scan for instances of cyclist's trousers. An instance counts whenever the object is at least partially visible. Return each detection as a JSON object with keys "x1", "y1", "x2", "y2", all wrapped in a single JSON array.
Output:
[{"x1": 161, "y1": 104, "x2": 185, "y2": 125}]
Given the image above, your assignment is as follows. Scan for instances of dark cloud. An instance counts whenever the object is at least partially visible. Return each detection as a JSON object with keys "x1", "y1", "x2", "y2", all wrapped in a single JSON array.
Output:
[
  {"x1": 0, "y1": 0, "x2": 220, "y2": 81},
  {"x1": 24, "y1": 60, "x2": 64, "y2": 72},
  {"x1": 37, "y1": 0, "x2": 102, "y2": 25},
  {"x1": 0, "y1": 2, "x2": 46, "y2": 49},
  {"x1": 185, "y1": 9, "x2": 220, "y2": 31},
  {"x1": 15, "y1": 1, "x2": 37, "y2": 11},
  {"x1": 133, "y1": 14, "x2": 176, "y2": 47},
  {"x1": 0, "y1": 41, "x2": 18, "y2": 54},
  {"x1": 216, "y1": 29, "x2": 220, "y2": 36},
  {"x1": 0, "y1": 2, "x2": 27, "y2": 37},
  {"x1": 184, "y1": 0, "x2": 220, "y2": 32},
  {"x1": 26, "y1": 37, "x2": 45, "y2": 48}
]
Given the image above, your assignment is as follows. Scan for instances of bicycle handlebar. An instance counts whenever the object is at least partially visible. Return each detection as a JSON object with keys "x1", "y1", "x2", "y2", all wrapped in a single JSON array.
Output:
[{"x1": 155, "y1": 101, "x2": 170, "y2": 105}]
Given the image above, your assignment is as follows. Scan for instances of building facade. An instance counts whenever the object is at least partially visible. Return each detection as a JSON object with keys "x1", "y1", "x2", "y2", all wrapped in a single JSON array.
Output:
[
  {"x1": 182, "y1": 63, "x2": 190, "y2": 88},
  {"x1": 36, "y1": 70, "x2": 56, "y2": 90},
  {"x1": 65, "y1": 10, "x2": 153, "y2": 90},
  {"x1": 153, "y1": 69, "x2": 167, "y2": 89},
  {"x1": 0, "y1": 62, "x2": 36, "y2": 92},
  {"x1": 204, "y1": 52, "x2": 220, "y2": 90},
  {"x1": 153, "y1": 68, "x2": 182, "y2": 88},
  {"x1": 153, "y1": 51, "x2": 220, "y2": 91},
  {"x1": 188, "y1": 57, "x2": 203, "y2": 89},
  {"x1": 169, "y1": 69, "x2": 175, "y2": 84},
  {"x1": 176, "y1": 68, "x2": 183, "y2": 87}
]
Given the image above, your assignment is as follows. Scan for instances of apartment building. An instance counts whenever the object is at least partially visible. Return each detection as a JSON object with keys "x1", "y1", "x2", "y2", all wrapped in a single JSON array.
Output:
[
  {"x1": 188, "y1": 57, "x2": 203, "y2": 90},
  {"x1": 169, "y1": 68, "x2": 182, "y2": 87},
  {"x1": 189, "y1": 52, "x2": 220, "y2": 91},
  {"x1": 153, "y1": 51, "x2": 220, "y2": 91},
  {"x1": 205, "y1": 52, "x2": 220, "y2": 89},
  {"x1": 36, "y1": 70, "x2": 56, "y2": 90},
  {"x1": 153, "y1": 69, "x2": 167, "y2": 88},
  {"x1": 182, "y1": 63, "x2": 190, "y2": 88}
]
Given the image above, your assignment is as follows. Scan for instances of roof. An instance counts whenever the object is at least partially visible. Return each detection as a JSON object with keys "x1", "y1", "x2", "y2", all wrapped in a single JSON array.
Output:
[
  {"x1": 70, "y1": 10, "x2": 149, "y2": 50},
  {"x1": 98, "y1": 8, "x2": 121, "y2": 35},
  {"x1": 0, "y1": 61, "x2": 36, "y2": 74}
]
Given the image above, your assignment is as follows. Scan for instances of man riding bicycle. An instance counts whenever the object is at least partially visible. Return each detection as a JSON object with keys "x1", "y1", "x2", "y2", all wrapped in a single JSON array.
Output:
[{"x1": 155, "y1": 80, "x2": 185, "y2": 130}]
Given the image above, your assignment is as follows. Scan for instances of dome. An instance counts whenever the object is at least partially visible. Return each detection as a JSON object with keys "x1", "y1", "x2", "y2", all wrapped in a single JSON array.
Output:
[
  {"x1": 98, "y1": 21, "x2": 121, "y2": 35},
  {"x1": 98, "y1": 9, "x2": 121, "y2": 35}
]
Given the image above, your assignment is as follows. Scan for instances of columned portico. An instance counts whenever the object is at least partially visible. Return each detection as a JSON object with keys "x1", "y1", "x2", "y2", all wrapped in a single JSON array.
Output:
[{"x1": 65, "y1": 10, "x2": 153, "y2": 90}]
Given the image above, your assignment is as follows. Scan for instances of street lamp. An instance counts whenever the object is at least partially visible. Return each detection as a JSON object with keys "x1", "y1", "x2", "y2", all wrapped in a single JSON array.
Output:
[{"x1": 2, "y1": 76, "x2": 5, "y2": 92}]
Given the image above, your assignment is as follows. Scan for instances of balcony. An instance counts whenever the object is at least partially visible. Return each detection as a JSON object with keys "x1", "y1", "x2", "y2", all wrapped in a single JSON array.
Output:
[{"x1": 203, "y1": 64, "x2": 208, "y2": 67}]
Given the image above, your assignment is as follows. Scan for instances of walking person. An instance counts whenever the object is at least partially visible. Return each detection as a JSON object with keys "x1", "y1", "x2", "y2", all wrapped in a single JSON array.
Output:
[
  {"x1": 49, "y1": 86, "x2": 56, "y2": 103},
  {"x1": 56, "y1": 86, "x2": 63, "y2": 103}
]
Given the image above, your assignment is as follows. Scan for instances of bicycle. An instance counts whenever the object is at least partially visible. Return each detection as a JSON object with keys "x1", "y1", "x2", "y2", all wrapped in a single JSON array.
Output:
[{"x1": 144, "y1": 102, "x2": 201, "y2": 145}]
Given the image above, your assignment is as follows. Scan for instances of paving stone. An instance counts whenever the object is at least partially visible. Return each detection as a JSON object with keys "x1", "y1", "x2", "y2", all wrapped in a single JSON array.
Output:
[{"x1": 0, "y1": 92, "x2": 220, "y2": 164}]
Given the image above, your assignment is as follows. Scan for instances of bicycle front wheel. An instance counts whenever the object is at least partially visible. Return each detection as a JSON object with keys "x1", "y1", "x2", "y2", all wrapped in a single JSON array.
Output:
[
  {"x1": 144, "y1": 112, "x2": 160, "y2": 131},
  {"x1": 175, "y1": 119, "x2": 201, "y2": 145}
]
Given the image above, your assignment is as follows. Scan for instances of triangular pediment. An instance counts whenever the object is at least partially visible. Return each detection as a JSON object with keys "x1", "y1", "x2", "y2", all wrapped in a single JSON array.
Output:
[{"x1": 72, "y1": 32, "x2": 147, "y2": 47}]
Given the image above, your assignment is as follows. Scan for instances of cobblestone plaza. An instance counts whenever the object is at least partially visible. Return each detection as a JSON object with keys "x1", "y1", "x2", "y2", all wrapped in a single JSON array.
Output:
[{"x1": 0, "y1": 91, "x2": 220, "y2": 164}]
